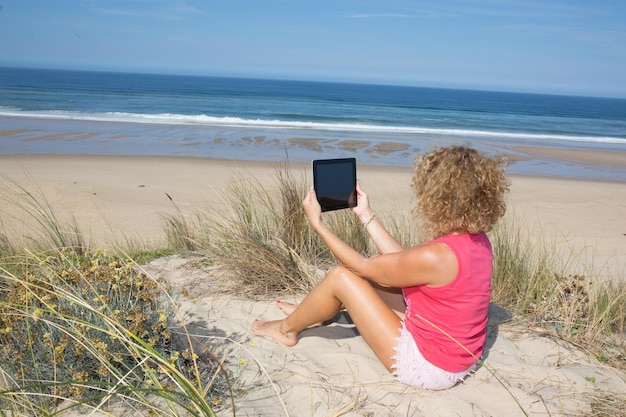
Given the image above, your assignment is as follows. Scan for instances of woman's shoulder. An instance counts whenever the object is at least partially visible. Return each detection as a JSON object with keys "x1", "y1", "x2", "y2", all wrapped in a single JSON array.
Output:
[{"x1": 404, "y1": 240, "x2": 459, "y2": 287}]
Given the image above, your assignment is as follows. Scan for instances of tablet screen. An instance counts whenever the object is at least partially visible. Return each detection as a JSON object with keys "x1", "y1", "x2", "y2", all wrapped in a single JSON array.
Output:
[{"x1": 312, "y1": 158, "x2": 357, "y2": 212}]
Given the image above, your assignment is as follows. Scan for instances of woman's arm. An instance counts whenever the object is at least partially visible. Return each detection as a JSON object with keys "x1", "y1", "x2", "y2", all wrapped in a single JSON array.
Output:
[
  {"x1": 303, "y1": 187, "x2": 367, "y2": 268},
  {"x1": 351, "y1": 183, "x2": 403, "y2": 254}
]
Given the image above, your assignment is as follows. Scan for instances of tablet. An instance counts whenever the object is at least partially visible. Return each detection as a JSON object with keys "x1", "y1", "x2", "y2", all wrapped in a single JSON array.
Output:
[{"x1": 312, "y1": 158, "x2": 357, "y2": 212}]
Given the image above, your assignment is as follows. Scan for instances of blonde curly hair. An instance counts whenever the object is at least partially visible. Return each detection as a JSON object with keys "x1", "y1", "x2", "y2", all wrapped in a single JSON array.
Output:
[{"x1": 411, "y1": 146, "x2": 510, "y2": 239}]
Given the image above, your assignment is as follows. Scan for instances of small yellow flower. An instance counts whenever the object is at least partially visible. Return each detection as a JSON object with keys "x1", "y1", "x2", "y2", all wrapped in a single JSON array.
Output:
[
  {"x1": 97, "y1": 365, "x2": 109, "y2": 377},
  {"x1": 32, "y1": 309, "x2": 43, "y2": 321},
  {"x1": 94, "y1": 341, "x2": 108, "y2": 352},
  {"x1": 238, "y1": 358, "x2": 247, "y2": 366}
]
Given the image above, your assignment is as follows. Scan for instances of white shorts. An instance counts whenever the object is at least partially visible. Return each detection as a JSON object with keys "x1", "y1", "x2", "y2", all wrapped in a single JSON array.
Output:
[{"x1": 391, "y1": 322, "x2": 476, "y2": 390}]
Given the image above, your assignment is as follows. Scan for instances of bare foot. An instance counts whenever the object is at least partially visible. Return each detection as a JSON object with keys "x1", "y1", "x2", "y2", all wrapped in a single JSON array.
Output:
[
  {"x1": 251, "y1": 319, "x2": 298, "y2": 347},
  {"x1": 276, "y1": 300, "x2": 297, "y2": 315}
]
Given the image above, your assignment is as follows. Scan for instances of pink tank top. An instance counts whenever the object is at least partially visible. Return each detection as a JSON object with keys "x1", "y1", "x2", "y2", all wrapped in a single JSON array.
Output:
[{"x1": 403, "y1": 232, "x2": 492, "y2": 372}]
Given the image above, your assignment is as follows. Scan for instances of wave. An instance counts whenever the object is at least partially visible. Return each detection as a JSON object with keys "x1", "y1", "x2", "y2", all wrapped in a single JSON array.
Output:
[{"x1": 1, "y1": 108, "x2": 625, "y2": 145}]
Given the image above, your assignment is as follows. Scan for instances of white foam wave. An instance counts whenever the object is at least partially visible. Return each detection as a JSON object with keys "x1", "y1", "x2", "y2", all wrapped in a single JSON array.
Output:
[{"x1": 1, "y1": 109, "x2": 625, "y2": 145}]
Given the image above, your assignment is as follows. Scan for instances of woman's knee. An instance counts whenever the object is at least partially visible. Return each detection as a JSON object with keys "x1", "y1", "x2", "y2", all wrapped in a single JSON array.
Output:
[
  {"x1": 326, "y1": 265, "x2": 357, "y2": 283},
  {"x1": 324, "y1": 265, "x2": 370, "y2": 294}
]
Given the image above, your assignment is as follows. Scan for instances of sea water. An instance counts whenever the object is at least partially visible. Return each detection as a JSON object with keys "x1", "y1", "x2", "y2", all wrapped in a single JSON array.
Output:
[{"x1": 1, "y1": 67, "x2": 625, "y2": 180}]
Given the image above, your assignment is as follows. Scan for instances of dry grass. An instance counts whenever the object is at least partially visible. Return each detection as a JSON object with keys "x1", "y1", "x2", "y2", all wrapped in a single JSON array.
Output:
[
  {"x1": 490, "y1": 220, "x2": 626, "y2": 372},
  {"x1": 201, "y1": 169, "x2": 323, "y2": 298},
  {"x1": 0, "y1": 174, "x2": 86, "y2": 255},
  {"x1": 193, "y1": 163, "x2": 412, "y2": 299}
]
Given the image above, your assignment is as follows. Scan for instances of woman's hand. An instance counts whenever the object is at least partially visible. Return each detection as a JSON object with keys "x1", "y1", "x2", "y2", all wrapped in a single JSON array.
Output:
[
  {"x1": 302, "y1": 187, "x2": 323, "y2": 230},
  {"x1": 351, "y1": 183, "x2": 373, "y2": 223}
]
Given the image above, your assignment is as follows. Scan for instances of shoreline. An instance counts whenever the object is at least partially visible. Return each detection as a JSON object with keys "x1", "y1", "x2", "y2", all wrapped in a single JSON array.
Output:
[
  {"x1": 2, "y1": 116, "x2": 626, "y2": 182},
  {"x1": 1, "y1": 153, "x2": 625, "y2": 277}
]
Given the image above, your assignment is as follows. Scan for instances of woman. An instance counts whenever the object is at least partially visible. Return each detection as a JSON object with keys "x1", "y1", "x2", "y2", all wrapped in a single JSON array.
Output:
[{"x1": 252, "y1": 145, "x2": 509, "y2": 390}]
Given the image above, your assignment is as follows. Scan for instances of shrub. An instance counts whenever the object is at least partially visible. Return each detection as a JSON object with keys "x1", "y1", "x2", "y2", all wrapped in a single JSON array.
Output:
[{"x1": 0, "y1": 248, "x2": 227, "y2": 416}]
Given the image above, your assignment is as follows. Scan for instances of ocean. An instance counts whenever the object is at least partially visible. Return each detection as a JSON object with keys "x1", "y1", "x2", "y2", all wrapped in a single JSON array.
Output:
[{"x1": 1, "y1": 67, "x2": 625, "y2": 181}]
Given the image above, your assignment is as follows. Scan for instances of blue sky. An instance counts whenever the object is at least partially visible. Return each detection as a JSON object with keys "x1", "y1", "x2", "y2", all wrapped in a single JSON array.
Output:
[{"x1": 1, "y1": 0, "x2": 625, "y2": 97}]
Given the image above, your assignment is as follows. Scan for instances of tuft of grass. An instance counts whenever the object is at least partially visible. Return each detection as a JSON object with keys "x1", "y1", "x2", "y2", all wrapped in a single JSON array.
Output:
[
  {"x1": 490, "y1": 219, "x2": 626, "y2": 372},
  {"x1": 490, "y1": 219, "x2": 559, "y2": 312},
  {"x1": 204, "y1": 172, "x2": 322, "y2": 298},
  {"x1": 1, "y1": 174, "x2": 87, "y2": 255},
  {"x1": 588, "y1": 392, "x2": 626, "y2": 417},
  {"x1": 160, "y1": 193, "x2": 204, "y2": 252}
]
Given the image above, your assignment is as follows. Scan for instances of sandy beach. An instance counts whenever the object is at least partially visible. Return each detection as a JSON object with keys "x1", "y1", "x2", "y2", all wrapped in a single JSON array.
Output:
[{"x1": 1, "y1": 152, "x2": 625, "y2": 416}]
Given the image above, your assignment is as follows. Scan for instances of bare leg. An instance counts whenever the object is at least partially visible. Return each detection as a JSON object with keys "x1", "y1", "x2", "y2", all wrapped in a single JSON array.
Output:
[
  {"x1": 251, "y1": 273, "x2": 344, "y2": 346},
  {"x1": 277, "y1": 300, "x2": 332, "y2": 326},
  {"x1": 252, "y1": 266, "x2": 403, "y2": 371},
  {"x1": 277, "y1": 288, "x2": 403, "y2": 318},
  {"x1": 371, "y1": 284, "x2": 406, "y2": 320}
]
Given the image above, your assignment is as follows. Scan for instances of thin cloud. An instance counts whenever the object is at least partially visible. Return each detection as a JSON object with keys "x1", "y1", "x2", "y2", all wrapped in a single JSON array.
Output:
[
  {"x1": 168, "y1": 35, "x2": 200, "y2": 43},
  {"x1": 344, "y1": 13, "x2": 413, "y2": 19},
  {"x1": 92, "y1": 0, "x2": 208, "y2": 20},
  {"x1": 168, "y1": 0, "x2": 209, "y2": 15}
]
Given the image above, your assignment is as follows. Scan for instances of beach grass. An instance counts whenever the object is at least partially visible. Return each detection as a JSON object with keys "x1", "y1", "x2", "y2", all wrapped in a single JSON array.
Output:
[
  {"x1": 1, "y1": 166, "x2": 625, "y2": 416},
  {"x1": 0, "y1": 188, "x2": 239, "y2": 415},
  {"x1": 0, "y1": 247, "x2": 239, "y2": 416},
  {"x1": 490, "y1": 220, "x2": 626, "y2": 371},
  {"x1": 0, "y1": 174, "x2": 87, "y2": 255}
]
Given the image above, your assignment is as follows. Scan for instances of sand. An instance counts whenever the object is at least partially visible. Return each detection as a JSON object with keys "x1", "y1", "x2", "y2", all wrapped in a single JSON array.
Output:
[{"x1": 1, "y1": 153, "x2": 625, "y2": 416}]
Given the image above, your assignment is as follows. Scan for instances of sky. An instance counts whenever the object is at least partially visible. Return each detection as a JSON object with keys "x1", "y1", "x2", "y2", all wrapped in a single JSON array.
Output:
[{"x1": 1, "y1": 0, "x2": 625, "y2": 98}]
